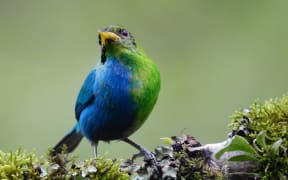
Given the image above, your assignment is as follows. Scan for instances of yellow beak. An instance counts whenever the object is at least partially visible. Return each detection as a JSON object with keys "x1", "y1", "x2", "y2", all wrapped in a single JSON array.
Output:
[{"x1": 99, "y1": 31, "x2": 120, "y2": 47}]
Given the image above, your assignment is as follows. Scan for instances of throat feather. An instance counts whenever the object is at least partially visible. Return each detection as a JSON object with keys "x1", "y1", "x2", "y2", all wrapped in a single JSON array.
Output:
[{"x1": 101, "y1": 47, "x2": 106, "y2": 64}]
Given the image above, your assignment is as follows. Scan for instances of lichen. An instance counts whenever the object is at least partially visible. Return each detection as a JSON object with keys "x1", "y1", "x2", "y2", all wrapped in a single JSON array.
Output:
[{"x1": 126, "y1": 135, "x2": 223, "y2": 179}]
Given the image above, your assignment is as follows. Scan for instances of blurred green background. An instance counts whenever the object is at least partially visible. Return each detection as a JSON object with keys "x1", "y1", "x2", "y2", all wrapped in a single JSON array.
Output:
[{"x1": 1, "y1": 1, "x2": 288, "y2": 159}]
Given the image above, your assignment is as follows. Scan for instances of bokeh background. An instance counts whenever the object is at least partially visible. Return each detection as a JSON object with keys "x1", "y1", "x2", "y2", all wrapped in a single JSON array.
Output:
[{"x1": 1, "y1": 1, "x2": 288, "y2": 159}]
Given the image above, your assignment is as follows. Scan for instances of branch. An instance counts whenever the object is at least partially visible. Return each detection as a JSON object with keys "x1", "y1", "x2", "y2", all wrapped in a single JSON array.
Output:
[{"x1": 1, "y1": 96, "x2": 287, "y2": 179}]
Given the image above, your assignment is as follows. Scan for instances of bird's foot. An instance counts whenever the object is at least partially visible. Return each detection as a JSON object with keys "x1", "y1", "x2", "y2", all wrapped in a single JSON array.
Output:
[
  {"x1": 122, "y1": 138, "x2": 158, "y2": 171},
  {"x1": 132, "y1": 147, "x2": 158, "y2": 171}
]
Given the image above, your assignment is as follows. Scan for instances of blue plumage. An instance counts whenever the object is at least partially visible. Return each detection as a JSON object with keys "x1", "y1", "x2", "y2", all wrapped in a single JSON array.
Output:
[
  {"x1": 75, "y1": 69, "x2": 96, "y2": 120},
  {"x1": 78, "y1": 57, "x2": 136, "y2": 141},
  {"x1": 53, "y1": 57, "x2": 138, "y2": 154}
]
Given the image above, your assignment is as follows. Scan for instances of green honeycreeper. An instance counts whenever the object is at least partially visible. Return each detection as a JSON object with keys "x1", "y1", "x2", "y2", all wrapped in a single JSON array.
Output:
[{"x1": 53, "y1": 25, "x2": 161, "y2": 161}]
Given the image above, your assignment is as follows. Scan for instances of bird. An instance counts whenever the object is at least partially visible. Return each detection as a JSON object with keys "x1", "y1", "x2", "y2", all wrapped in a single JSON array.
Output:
[{"x1": 52, "y1": 25, "x2": 161, "y2": 162}]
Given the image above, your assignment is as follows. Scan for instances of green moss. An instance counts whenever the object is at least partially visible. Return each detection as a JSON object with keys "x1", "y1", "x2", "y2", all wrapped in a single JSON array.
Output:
[
  {"x1": 0, "y1": 148, "x2": 130, "y2": 179},
  {"x1": 0, "y1": 148, "x2": 45, "y2": 179},
  {"x1": 2, "y1": 141, "x2": 218, "y2": 180},
  {"x1": 231, "y1": 96, "x2": 288, "y2": 145},
  {"x1": 47, "y1": 149, "x2": 130, "y2": 180},
  {"x1": 230, "y1": 95, "x2": 288, "y2": 179}
]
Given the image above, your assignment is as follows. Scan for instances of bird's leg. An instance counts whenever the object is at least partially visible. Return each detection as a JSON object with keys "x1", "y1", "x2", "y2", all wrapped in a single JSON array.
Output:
[
  {"x1": 91, "y1": 141, "x2": 98, "y2": 158},
  {"x1": 122, "y1": 138, "x2": 157, "y2": 167}
]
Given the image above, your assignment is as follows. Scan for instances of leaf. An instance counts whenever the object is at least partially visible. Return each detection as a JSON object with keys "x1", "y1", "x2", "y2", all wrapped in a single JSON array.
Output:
[
  {"x1": 228, "y1": 154, "x2": 258, "y2": 161},
  {"x1": 160, "y1": 137, "x2": 174, "y2": 145},
  {"x1": 255, "y1": 131, "x2": 267, "y2": 150},
  {"x1": 270, "y1": 139, "x2": 282, "y2": 156},
  {"x1": 215, "y1": 135, "x2": 258, "y2": 160}
]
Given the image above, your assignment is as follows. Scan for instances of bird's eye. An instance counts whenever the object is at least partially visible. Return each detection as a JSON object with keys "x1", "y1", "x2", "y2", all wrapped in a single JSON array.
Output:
[{"x1": 118, "y1": 29, "x2": 128, "y2": 37}]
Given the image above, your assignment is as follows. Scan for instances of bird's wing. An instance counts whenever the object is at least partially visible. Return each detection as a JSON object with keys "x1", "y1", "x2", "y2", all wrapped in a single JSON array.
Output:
[{"x1": 75, "y1": 69, "x2": 97, "y2": 120}]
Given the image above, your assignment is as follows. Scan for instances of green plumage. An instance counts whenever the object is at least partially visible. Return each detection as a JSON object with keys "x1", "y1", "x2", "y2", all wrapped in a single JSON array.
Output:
[
  {"x1": 124, "y1": 50, "x2": 160, "y2": 133},
  {"x1": 101, "y1": 25, "x2": 161, "y2": 135}
]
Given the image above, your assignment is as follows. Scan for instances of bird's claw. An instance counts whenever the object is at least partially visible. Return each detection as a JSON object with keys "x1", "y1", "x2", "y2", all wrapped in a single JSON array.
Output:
[
  {"x1": 131, "y1": 152, "x2": 143, "y2": 162},
  {"x1": 131, "y1": 147, "x2": 158, "y2": 171},
  {"x1": 142, "y1": 149, "x2": 156, "y2": 162}
]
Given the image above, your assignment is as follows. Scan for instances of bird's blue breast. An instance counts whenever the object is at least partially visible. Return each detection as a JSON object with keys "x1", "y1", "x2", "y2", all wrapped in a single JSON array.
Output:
[{"x1": 78, "y1": 57, "x2": 137, "y2": 142}]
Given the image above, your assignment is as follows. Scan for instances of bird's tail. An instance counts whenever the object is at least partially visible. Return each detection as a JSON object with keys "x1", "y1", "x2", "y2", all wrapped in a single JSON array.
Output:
[{"x1": 52, "y1": 125, "x2": 83, "y2": 155}]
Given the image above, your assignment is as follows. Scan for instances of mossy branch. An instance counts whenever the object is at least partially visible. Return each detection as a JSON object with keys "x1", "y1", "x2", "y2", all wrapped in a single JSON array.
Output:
[{"x1": 1, "y1": 96, "x2": 288, "y2": 179}]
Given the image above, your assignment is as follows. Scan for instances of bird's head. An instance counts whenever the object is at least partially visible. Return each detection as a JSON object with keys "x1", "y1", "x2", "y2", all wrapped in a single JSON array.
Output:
[
  {"x1": 98, "y1": 25, "x2": 138, "y2": 64},
  {"x1": 98, "y1": 25, "x2": 137, "y2": 51}
]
